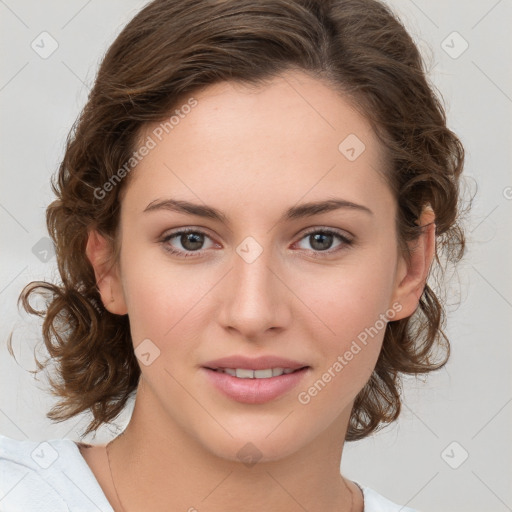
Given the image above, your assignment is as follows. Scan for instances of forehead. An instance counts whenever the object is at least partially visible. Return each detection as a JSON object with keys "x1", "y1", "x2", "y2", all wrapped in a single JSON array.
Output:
[{"x1": 122, "y1": 70, "x2": 393, "y2": 220}]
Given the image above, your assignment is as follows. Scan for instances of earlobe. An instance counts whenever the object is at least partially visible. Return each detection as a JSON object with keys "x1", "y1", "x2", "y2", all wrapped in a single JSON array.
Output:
[
  {"x1": 390, "y1": 207, "x2": 436, "y2": 320},
  {"x1": 85, "y1": 229, "x2": 128, "y2": 315}
]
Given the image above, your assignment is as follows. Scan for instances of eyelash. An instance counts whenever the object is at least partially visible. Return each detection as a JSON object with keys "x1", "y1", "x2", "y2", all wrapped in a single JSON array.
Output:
[{"x1": 159, "y1": 227, "x2": 354, "y2": 259}]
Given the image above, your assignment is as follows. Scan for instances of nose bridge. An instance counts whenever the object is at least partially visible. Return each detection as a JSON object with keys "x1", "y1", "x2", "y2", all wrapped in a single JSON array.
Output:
[{"x1": 218, "y1": 236, "x2": 288, "y2": 337}]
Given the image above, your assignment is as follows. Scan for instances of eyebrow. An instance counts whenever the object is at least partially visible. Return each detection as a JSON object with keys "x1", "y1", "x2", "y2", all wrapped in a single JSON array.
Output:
[{"x1": 143, "y1": 197, "x2": 373, "y2": 224}]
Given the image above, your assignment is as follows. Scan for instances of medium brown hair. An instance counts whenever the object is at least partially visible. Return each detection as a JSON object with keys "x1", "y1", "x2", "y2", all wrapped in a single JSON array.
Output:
[{"x1": 10, "y1": 0, "x2": 467, "y2": 440}]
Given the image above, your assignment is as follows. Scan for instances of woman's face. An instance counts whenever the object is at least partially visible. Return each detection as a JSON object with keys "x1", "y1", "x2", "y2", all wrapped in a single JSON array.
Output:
[{"x1": 101, "y1": 71, "x2": 415, "y2": 462}]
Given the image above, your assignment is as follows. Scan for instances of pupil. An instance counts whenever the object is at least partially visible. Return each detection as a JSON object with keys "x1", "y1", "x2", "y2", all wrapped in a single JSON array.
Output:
[
  {"x1": 311, "y1": 233, "x2": 332, "y2": 251},
  {"x1": 182, "y1": 233, "x2": 203, "y2": 250}
]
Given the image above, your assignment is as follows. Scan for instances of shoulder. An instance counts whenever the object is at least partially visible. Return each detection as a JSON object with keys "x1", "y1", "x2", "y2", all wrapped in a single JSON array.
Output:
[
  {"x1": 0, "y1": 433, "x2": 113, "y2": 511},
  {"x1": 356, "y1": 482, "x2": 420, "y2": 512}
]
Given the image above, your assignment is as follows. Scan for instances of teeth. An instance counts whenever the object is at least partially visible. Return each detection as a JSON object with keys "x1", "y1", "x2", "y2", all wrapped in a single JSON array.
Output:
[
  {"x1": 235, "y1": 368, "x2": 254, "y2": 379},
  {"x1": 254, "y1": 369, "x2": 273, "y2": 378},
  {"x1": 216, "y1": 367, "x2": 300, "y2": 379}
]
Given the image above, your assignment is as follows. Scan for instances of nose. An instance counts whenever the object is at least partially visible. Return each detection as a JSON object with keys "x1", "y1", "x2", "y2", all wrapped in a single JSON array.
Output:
[{"x1": 216, "y1": 242, "x2": 291, "y2": 341}]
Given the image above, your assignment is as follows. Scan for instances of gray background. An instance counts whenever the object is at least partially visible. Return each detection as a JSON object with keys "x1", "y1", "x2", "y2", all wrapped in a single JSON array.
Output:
[{"x1": 1, "y1": 1, "x2": 511, "y2": 511}]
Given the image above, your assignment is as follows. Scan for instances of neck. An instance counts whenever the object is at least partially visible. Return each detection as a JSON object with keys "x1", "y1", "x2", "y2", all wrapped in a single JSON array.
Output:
[{"x1": 107, "y1": 381, "x2": 358, "y2": 512}]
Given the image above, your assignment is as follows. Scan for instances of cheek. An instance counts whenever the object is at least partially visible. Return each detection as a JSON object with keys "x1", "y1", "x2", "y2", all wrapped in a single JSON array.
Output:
[
  {"x1": 120, "y1": 250, "x2": 217, "y2": 350},
  {"x1": 296, "y1": 258, "x2": 396, "y2": 348},
  {"x1": 291, "y1": 252, "x2": 397, "y2": 401},
  {"x1": 294, "y1": 279, "x2": 388, "y2": 422}
]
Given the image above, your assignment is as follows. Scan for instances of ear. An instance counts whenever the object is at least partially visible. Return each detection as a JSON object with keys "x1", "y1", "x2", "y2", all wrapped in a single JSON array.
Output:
[
  {"x1": 389, "y1": 206, "x2": 436, "y2": 321},
  {"x1": 85, "y1": 229, "x2": 128, "y2": 315}
]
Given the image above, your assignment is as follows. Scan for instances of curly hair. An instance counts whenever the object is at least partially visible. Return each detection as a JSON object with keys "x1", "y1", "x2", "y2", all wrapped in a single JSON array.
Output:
[{"x1": 9, "y1": 0, "x2": 467, "y2": 441}]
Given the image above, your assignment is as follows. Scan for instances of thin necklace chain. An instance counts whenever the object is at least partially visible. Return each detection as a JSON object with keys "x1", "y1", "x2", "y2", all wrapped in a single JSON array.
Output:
[
  {"x1": 106, "y1": 434, "x2": 127, "y2": 512},
  {"x1": 106, "y1": 435, "x2": 355, "y2": 512}
]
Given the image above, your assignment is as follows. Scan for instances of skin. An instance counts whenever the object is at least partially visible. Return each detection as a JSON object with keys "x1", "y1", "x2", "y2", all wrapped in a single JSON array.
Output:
[{"x1": 83, "y1": 70, "x2": 435, "y2": 511}]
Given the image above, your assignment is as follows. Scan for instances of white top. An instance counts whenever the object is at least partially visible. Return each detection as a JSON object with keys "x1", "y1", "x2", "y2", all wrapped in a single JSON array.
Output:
[{"x1": 0, "y1": 434, "x2": 418, "y2": 511}]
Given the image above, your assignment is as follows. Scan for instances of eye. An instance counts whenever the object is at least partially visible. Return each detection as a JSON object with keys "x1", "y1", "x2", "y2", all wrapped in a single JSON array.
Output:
[
  {"x1": 160, "y1": 228, "x2": 216, "y2": 258},
  {"x1": 294, "y1": 228, "x2": 353, "y2": 257}
]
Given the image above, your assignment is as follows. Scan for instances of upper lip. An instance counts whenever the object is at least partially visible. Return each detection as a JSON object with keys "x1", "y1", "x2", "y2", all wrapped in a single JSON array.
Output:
[{"x1": 202, "y1": 355, "x2": 309, "y2": 371}]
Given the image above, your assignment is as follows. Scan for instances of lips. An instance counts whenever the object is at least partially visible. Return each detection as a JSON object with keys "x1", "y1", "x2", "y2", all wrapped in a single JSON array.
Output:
[{"x1": 201, "y1": 355, "x2": 310, "y2": 404}]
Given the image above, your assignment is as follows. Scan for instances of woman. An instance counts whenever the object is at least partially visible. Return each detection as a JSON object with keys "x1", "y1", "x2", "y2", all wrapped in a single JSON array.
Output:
[{"x1": 1, "y1": 0, "x2": 466, "y2": 510}]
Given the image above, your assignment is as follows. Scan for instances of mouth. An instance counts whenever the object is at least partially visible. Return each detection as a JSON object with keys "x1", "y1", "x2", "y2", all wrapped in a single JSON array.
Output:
[
  {"x1": 205, "y1": 366, "x2": 308, "y2": 378},
  {"x1": 201, "y1": 358, "x2": 310, "y2": 404}
]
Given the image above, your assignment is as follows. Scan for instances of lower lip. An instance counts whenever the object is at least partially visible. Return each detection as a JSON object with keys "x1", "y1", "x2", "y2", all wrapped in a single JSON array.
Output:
[{"x1": 202, "y1": 367, "x2": 309, "y2": 404}]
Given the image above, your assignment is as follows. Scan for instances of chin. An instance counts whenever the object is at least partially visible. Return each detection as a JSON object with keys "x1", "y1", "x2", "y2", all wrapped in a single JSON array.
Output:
[{"x1": 193, "y1": 420, "x2": 314, "y2": 466}]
